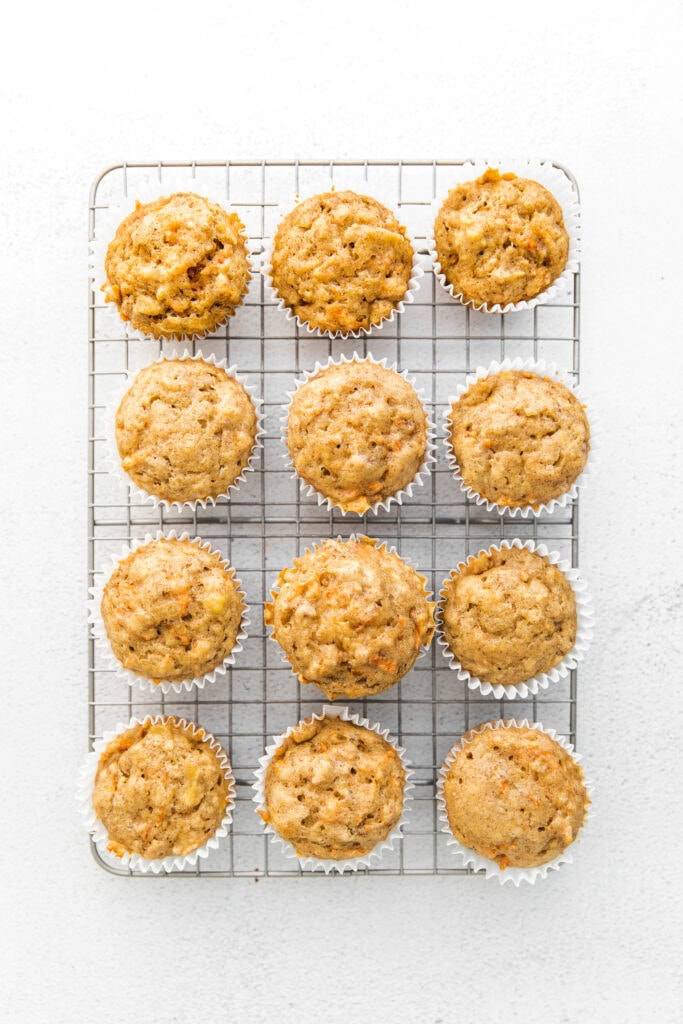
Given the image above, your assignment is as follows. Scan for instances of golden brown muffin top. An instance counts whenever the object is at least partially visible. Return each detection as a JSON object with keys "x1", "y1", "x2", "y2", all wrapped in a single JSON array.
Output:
[
  {"x1": 100, "y1": 537, "x2": 244, "y2": 682},
  {"x1": 93, "y1": 720, "x2": 229, "y2": 864},
  {"x1": 287, "y1": 361, "x2": 428, "y2": 513},
  {"x1": 440, "y1": 546, "x2": 577, "y2": 686},
  {"x1": 448, "y1": 370, "x2": 590, "y2": 509},
  {"x1": 434, "y1": 170, "x2": 569, "y2": 306},
  {"x1": 262, "y1": 717, "x2": 406, "y2": 860},
  {"x1": 442, "y1": 724, "x2": 589, "y2": 869},
  {"x1": 115, "y1": 358, "x2": 258, "y2": 505},
  {"x1": 264, "y1": 536, "x2": 434, "y2": 700},
  {"x1": 270, "y1": 190, "x2": 414, "y2": 333},
  {"x1": 93, "y1": 719, "x2": 230, "y2": 860},
  {"x1": 103, "y1": 192, "x2": 250, "y2": 338}
]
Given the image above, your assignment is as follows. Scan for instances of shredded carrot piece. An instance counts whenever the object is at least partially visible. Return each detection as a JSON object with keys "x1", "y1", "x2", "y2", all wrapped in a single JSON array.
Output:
[{"x1": 369, "y1": 654, "x2": 398, "y2": 674}]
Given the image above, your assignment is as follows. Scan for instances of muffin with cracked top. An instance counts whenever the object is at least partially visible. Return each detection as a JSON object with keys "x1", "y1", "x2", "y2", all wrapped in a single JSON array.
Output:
[
  {"x1": 265, "y1": 536, "x2": 435, "y2": 700},
  {"x1": 433, "y1": 169, "x2": 569, "y2": 307},
  {"x1": 269, "y1": 190, "x2": 414, "y2": 334},
  {"x1": 103, "y1": 192, "x2": 250, "y2": 338}
]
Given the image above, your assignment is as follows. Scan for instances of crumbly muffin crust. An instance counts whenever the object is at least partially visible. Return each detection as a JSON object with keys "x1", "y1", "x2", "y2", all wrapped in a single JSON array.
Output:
[
  {"x1": 287, "y1": 361, "x2": 428, "y2": 513},
  {"x1": 447, "y1": 370, "x2": 590, "y2": 509},
  {"x1": 115, "y1": 358, "x2": 258, "y2": 504},
  {"x1": 264, "y1": 537, "x2": 435, "y2": 700},
  {"x1": 442, "y1": 724, "x2": 589, "y2": 869},
  {"x1": 270, "y1": 190, "x2": 414, "y2": 333},
  {"x1": 103, "y1": 192, "x2": 251, "y2": 338},
  {"x1": 434, "y1": 170, "x2": 569, "y2": 306},
  {"x1": 262, "y1": 717, "x2": 406, "y2": 860},
  {"x1": 440, "y1": 546, "x2": 577, "y2": 685},
  {"x1": 93, "y1": 719, "x2": 230, "y2": 859},
  {"x1": 100, "y1": 537, "x2": 244, "y2": 682}
]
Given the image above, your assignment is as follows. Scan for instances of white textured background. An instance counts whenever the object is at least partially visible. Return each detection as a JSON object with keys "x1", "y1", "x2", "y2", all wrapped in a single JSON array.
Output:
[{"x1": 1, "y1": 3, "x2": 682, "y2": 1022}]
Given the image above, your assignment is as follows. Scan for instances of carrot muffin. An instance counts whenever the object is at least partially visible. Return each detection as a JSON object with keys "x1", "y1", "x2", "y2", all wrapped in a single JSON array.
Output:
[
  {"x1": 434, "y1": 169, "x2": 569, "y2": 306},
  {"x1": 115, "y1": 358, "x2": 259, "y2": 505},
  {"x1": 92, "y1": 718, "x2": 231, "y2": 860},
  {"x1": 262, "y1": 717, "x2": 406, "y2": 860},
  {"x1": 103, "y1": 192, "x2": 250, "y2": 338},
  {"x1": 440, "y1": 545, "x2": 577, "y2": 686},
  {"x1": 100, "y1": 537, "x2": 244, "y2": 682},
  {"x1": 270, "y1": 190, "x2": 414, "y2": 333},
  {"x1": 287, "y1": 360, "x2": 429, "y2": 513},
  {"x1": 447, "y1": 370, "x2": 590, "y2": 509},
  {"x1": 441, "y1": 723, "x2": 589, "y2": 869},
  {"x1": 265, "y1": 536, "x2": 435, "y2": 700}
]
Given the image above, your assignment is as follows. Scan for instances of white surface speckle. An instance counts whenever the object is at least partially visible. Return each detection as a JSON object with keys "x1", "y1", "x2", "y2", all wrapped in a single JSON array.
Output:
[{"x1": 1, "y1": 3, "x2": 682, "y2": 1022}]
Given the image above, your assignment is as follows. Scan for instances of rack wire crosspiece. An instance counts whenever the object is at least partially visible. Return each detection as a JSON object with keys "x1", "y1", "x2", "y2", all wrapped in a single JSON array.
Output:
[{"x1": 88, "y1": 160, "x2": 581, "y2": 878}]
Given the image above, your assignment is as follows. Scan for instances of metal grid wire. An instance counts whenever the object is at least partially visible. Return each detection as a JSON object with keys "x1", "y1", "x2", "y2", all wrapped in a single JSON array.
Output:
[{"x1": 88, "y1": 159, "x2": 581, "y2": 878}]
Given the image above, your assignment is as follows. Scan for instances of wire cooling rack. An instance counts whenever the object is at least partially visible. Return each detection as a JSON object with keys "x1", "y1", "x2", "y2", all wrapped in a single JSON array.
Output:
[{"x1": 88, "y1": 159, "x2": 581, "y2": 877}]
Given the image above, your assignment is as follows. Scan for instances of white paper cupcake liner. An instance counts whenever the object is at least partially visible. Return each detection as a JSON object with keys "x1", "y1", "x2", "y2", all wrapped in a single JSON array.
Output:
[
  {"x1": 78, "y1": 714, "x2": 236, "y2": 874},
  {"x1": 89, "y1": 182, "x2": 253, "y2": 343},
  {"x1": 436, "y1": 718, "x2": 593, "y2": 886},
  {"x1": 88, "y1": 530, "x2": 249, "y2": 695},
  {"x1": 265, "y1": 534, "x2": 435, "y2": 696},
  {"x1": 444, "y1": 356, "x2": 596, "y2": 518},
  {"x1": 436, "y1": 539, "x2": 594, "y2": 699},
  {"x1": 261, "y1": 182, "x2": 424, "y2": 339},
  {"x1": 283, "y1": 352, "x2": 437, "y2": 516},
  {"x1": 104, "y1": 349, "x2": 264, "y2": 512},
  {"x1": 252, "y1": 704, "x2": 414, "y2": 874},
  {"x1": 428, "y1": 158, "x2": 581, "y2": 314}
]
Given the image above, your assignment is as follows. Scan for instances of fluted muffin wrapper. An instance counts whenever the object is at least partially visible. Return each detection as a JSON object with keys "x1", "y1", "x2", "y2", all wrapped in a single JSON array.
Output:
[
  {"x1": 282, "y1": 352, "x2": 437, "y2": 516},
  {"x1": 104, "y1": 349, "x2": 264, "y2": 512},
  {"x1": 261, "y1": 182, "x2": 424, "y2": 339},
  {"x1": 252, "y1": 704, "x2": 414, "y2": 874},
  {"x1": 77, "y1": 714, "x2": 236, "y2": 874},
  {"x1": 436, "y1": 539, "x2": 593, "y2": 699},
  {"x1": 444, "y1": 356, "x2": 596, "y2": 518},
  {"x1": 436, "y1": 718, "x2": 593, "y2": 886},
  {"x1": 427, "y1": 158, "x2": 581, "y2": 314},
  {"x1": 88, "y1": 530, "x2": 249, "y2": 695},
  {"x1": 266, "y1": 533, "x2": 435, "y2": 698},
  {"x1": 89, "y1": 182, "x2": 253, "y2": 343}
]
